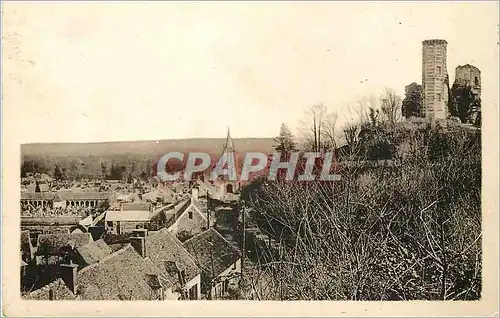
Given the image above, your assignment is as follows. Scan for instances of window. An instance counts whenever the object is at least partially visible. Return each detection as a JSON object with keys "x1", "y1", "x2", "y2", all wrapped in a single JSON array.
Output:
[
  {"x1": 436, "y1": 66, "x2": 441, "y2": 75},
  {"x1": 188, "y1": 211, "x2": 193, "y2": 219},
  {"x1": 437, "y1": 93, "x2": 441, "y2": 102},
  {"x1": 475, "y1": 77, "x2": 479, "y2": 86}
]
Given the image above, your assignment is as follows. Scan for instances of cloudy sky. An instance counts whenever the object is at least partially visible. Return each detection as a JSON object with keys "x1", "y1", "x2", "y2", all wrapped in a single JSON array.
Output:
[{"x1": 3, "y1": 1, "x2": 498, "y2": 143}]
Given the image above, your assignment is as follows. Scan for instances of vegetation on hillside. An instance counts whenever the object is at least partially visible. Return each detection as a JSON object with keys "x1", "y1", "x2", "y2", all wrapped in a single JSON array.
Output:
[{"x1": 242, "y1": 118, "x2": 481, "y2": 300}]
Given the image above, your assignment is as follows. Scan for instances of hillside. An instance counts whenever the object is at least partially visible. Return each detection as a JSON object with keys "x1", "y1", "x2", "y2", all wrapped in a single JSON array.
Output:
[{"x1": 21, "y1": 138, "x2": 277, "y2": 157}]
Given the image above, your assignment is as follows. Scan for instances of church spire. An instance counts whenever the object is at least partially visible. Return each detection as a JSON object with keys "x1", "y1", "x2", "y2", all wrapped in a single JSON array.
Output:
[{"x1": 222, "y1": 126, "x2": 235, "y2": 153}]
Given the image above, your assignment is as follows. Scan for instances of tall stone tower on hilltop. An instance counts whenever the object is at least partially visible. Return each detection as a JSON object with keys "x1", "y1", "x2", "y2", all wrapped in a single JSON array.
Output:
[{"x1": 421, "y1": 39, "x2": 449, "y2": 119}]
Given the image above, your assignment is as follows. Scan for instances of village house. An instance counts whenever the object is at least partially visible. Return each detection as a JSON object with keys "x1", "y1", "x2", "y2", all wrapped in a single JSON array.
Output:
[
  {"x1": 105, "y1": 210, "x2": 153, "y2": 235},
  {"x1": 130, "y1": 228, "x2": 202, "y2": 300},
  {"x1": 35, "y1": 233, "x2": 93, "y2": 266},
  {"x1": 116, "y1": 192, "x2": 141, "y2": 204},
  {"x1": 23, "y1": 277, "x2": 77, "y2": 300},
  {"x1": 21, "y1": 192, "x2": 61, "y2": 209},
  {"x1": 121, "y1": 202, "x2": 153, "y2": 212},
  {"x1": 72, "y1": 244, "x2": 167, "y2": 300},
  {"x1": 142, "y1": 187, "x2": 176, "y2": 205},
  {"x1": 165, "y1": 190, "x2": 215, "y2": 239},
  {"x1": 21, "y1": 215, "x2": 84, "y2": 234},
  {"x1": 21, "y1": 191, "x2": 115, "y2": 210},
  {"x1": 59, "y1": 191, "x2": 115, "y2": 209},
  {"x1": 183, "y1": 228, "x2": 242, "y2": 299}
]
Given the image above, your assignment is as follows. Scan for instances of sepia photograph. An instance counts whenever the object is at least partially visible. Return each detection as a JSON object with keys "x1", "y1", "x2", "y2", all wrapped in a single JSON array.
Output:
[{"x1": 2, "y1": 1, "x2": 499, "y2": 316}]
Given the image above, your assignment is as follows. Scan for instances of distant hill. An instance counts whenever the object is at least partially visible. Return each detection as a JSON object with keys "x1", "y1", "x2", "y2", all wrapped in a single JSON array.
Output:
[{"x1": 21, "y1": 138, "x2": 277, "y2": 157}]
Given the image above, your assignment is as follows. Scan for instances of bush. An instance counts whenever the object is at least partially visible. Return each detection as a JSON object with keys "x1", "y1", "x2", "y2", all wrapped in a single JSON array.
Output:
[{"x1": 245, "y1": 120, "x2": 481, "y2": 300}]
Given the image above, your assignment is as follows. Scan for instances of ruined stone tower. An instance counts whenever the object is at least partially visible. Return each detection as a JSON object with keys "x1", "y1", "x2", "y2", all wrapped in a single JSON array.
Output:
[
  {"x1": 454, "y1": 64, "x2": 481, "y2": 123},
  {"x1": 421, "y1": 39, "x2": 449, "y2": 119},
  {"x1": 454, "y1": 64, "x2": 481, "y2": 98}
]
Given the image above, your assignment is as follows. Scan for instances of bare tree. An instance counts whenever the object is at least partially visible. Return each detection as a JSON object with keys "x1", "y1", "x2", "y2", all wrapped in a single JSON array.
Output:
[
  {"x1": 321, "y1": 110, "x2": 338, "y2": 150},
  {"x1": 300, "y1": 104, "x2": 327, "y2": 152},
  {"x1": 380, "y1": 88, "x2": 403, "y2": 125}
]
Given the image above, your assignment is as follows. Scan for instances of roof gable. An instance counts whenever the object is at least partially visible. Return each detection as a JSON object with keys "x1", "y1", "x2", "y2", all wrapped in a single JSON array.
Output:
[
  {"x1": 24, "y1": 278, "x2": 76, "y2": 300},
  {"x1": 77, "y1": 245, "x2": 160, "y2": 300},
  {"x1": 183, "y1": 228, "x2": 240, "y2": 277},
  {"x1": 144, "y1": 229, "x2": 201, "y2": 286},
  {"x1": 76, "y1": 239, "x2": 112, "y2": 266}
]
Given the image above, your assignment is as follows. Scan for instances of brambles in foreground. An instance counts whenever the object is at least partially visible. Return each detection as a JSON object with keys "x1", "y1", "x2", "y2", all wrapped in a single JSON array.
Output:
[{"x1": 244, "y1": 121, "x2": 481, "y2": 300}]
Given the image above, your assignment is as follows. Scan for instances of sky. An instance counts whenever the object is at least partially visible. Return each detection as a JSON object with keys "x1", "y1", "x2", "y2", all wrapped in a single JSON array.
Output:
[{"x1": 3, "y1": 1, "x2": 499, "y2": 143}]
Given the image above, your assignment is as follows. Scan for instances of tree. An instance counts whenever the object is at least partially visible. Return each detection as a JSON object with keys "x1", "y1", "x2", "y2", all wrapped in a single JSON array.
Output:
[
  {"x1": 273, "y1": 123, "x2": 297, "y2": 156},
  {"x1": 402, "y1": 83, "x2": 422, "y2": 118},
  {"x1": 368, "y1": 108, "x2": 380, "y2": 128},
  {"x1": 100, "y1": 162, "x2": 108, "y2": 180},
  {"x1": 449, "y1": 83, "x2": 480, "y2": 123},
  {"x1": 54, "y1": 165, "x2": 64, "y2": 180},
  {"x1": 380, "y1": 88, "x2": 402, "y2": 125},
  {"x1": 321, "y1": 111, "x2": 338, "y2": 150},
  {"x1": 301, "y1": 104, "x2": 327, "y2": 152}
]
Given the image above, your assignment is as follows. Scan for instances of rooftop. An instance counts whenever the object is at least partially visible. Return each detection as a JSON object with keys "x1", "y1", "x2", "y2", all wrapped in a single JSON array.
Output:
[
  {"x1": 77, "y1": 245, "x2": 162, "y2": 300},
  {"x1": 122, "y1": 202, "x2": 152, "y2": 211},
  {"x1": 105, "y1": 210, "x2": 152, "y2": 222},
  {"x1": 36, "y1": 233, "x2": 93, "y2": 255},
  {"x1": 183, "y1": 228, "x2": 241, "y2": 278},
  {"x1": 24, "y1": 278, "x2": 76, "y2": 300},
  {"x1": 423, "y1": 39, "x2": 447, "y2": 45},
  {"x1": 75, "y1": 239, "x2": 112, "y2": 266},
  {"x1": 144, "y1": 228, "x2": 201, "y2": 288}
]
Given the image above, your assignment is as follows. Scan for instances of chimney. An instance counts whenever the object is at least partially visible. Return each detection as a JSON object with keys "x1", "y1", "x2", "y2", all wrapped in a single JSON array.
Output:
[
  {"x1": 132, "y1": 228, "x2": 148, "y2": 238},
  {"x1": 60, "y1": 262, "x2": 78, "y2": 295},
  {"x1": 130, "y1": 236, "x2": 146, "y2": 258},
  {"x1": 192, "y1": 187, "x2": 199, "y2": 201}
]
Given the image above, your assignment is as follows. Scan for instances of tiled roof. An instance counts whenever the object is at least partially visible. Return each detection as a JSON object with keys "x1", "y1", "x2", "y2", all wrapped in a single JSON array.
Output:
[
  {"x1": 21, "y1": 192, "x2": 57, "y2": 200},
  {"x1": 37, "y1": 233, "x2": 93, "y2": 255},
  {"x1": 164, "y1": 199, "x2": 191, "y2": 228},
  {"x1": 75, "y1": 239, "x2": 112, "y2": 266},
  {"x1": 143, "y1": 188, "x2": 175, "y2": 202},
  {"x1": 144, "y1": 229, "x2": 201, "y2": 288},
  {"x1": 58, "y1": 192, "x2": 113, "y2": 201},
  {"x1": 183, "y1": 228, "x2": 241, "y2": 278},
  {"x1": 122, "y1": 202, "x2": 152, "y2": 211},
  {"x1": 77, "y1": 245, "x2": 161, "y2": 300},
  {"x1": 24, "y1": 278, "x2": 76, "y2": 300},
  {"x1": 105, "y1": 210, "x2": 152, "y2": 222}
]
